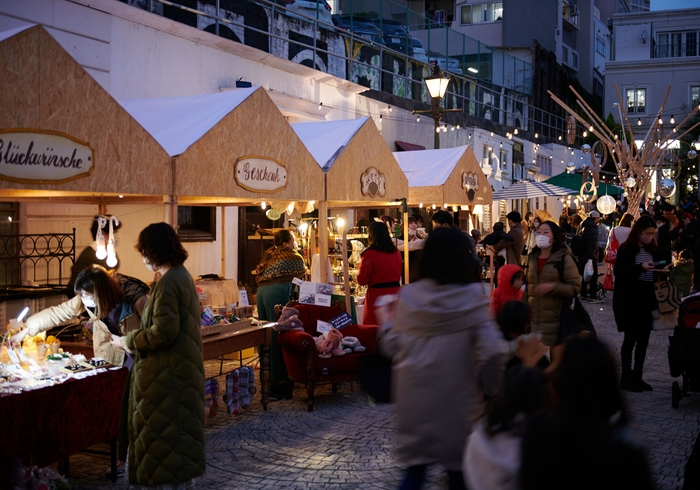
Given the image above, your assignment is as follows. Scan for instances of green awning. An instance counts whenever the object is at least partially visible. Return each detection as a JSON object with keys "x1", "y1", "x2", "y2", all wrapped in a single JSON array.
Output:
[{"x1": 544, "y1": 172, "x2": 623, "y2": 196}]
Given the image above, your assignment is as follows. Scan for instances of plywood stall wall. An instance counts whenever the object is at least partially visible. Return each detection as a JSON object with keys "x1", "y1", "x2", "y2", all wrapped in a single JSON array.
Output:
[
  {"x1": 461, "y1": 145, "x2": 492, "y2": 204},
  {"x1": 174, "y1": 88, "x2": 324, "y2": 202},
  {"x1": 0, "y1": 26, "x2": 172, "y2": 196},
  {"x1": 326, "y1": 118, "x2": 409, "y2": 205}
]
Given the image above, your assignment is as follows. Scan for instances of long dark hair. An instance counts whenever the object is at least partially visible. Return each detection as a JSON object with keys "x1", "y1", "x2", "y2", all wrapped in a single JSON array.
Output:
[
  {"x1": 74, "y1": 265, "x2": 125, "y2": 319},
  {"x1": 365, "y1": 221, "x2": 397, "y2": 254},
  {"x1": 619, "y1": 213, "x2": 634, "y2": 228},
  {"x1": 419, "y1": 226, "x2": 480, "y2": 284},
  {"x1": 619, "y1": 215, "x2": 657, "y2": 255},
  {"x1": 136, "y1": 222, "x2": 188, "y2": 268}
]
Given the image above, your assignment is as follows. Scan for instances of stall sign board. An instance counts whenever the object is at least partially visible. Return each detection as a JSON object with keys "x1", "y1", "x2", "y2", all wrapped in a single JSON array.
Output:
[
  {"x1": 0, "y1": 129, "x2": 94, "y2": 183},
  {"x1": 360, "y1": 166, "x2": 387, "y2": 198},
  {"x1": 461, "y1": 171, "x2": 480, "y2": 202},
  {"x1": 234, "y1": 156, "x2": 288, "y2": 193}
]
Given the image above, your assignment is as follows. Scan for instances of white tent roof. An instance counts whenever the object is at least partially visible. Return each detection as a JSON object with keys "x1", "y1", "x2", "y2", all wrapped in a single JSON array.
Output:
[
  {"x1": 393, "y1": 145, "x2": 468, "y2": 187},
  {"x1": 493, "y1": 180, "x2": 573, "y2": 200},
  {"x1": 119, "y1": 88, "x2": 258, "y2": 156},
  {"x1": 0, "y1": 24, "x2": 34, "y2": 43},
  {"x1": 291, "y1": 117, "x2": 368, "y2": 171}
]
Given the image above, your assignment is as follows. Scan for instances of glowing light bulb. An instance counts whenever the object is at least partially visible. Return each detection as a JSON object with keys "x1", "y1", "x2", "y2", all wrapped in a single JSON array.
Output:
[
  {"x1": 336, "y1": 218, "x2": 345, "y2": 229},
  {"x1": 261, "y1": 201, "x2": 267, "y2": 210},
  {"x1": 419, "y1": 203, "x2": 423, "y2": 208}
]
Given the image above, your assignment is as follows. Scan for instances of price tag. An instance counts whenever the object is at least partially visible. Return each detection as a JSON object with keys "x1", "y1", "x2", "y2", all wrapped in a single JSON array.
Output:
[
  {"x1": 26, "y1": 359, "x2": 40, "y2": 371},
  {"x1": 292, "y1": 277, "x2": 303, "y2": 286},
  {"x1": 239, "y1": 290, "x2": 250, "y2": 307},
  {"x1": 330, "y1": 312, "x2": 353, "y2": 330},
  {"x1": 16, "y1": 347, "x2": 28, "y2": 363},
  {"x1": 198, "y1": 291, "x2": 206, "y2": 300},
  {"x1": 7, "y1": 348, "x2": 20, "y2": 364},
  {"x1": 7, "y1": 363, "x2": 23, "y2": 374},
  {"x1": 316, "y1": 320, "x2": 332, "y2": 334},
  {"x1": 315, "y1": 294, "x2": 331, "y2": 307}
]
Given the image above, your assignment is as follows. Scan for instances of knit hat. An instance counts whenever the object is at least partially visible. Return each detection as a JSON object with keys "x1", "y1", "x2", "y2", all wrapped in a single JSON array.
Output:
[{"x1": 589, "y1": 210, "x2": 601, "y2": 218}]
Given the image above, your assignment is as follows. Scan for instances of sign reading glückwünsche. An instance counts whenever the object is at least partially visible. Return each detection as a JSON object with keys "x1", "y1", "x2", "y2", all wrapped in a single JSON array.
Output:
[
  {"x1": 234, "y1": 156, "x2": 288, "y2": 193},
  {"x1": 0, "y1": 129, "x2": 94, "y2": 183}
]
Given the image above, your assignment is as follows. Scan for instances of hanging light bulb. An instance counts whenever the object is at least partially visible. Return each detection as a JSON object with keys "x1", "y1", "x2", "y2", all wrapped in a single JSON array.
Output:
[
  {"x1": 261, "y1": 201, "x2": 267, "y2": 209},
  {"x1": 105, "y1": 215, "x2": 120, "y2": 268},
  {"x1": 535, "y1": 132, "x2": 539, "y2": 138},
  {"x1": 514, "y1": 128, "x2": 519, "y2": 135},
  {"x1": 388, "y1": 105, "x2": 393, "y2": 112},
  {"x1": 558, "y1": 135, "x2": 562, "y2": 141},
  {"x1": 436, "y1": 126, "x2": 441, "y2": 133},
  {"x1": 416, "y1": 116, "x2": 421, "y2": 122},
  {"x1": 432, "y1": 204, "x2": 436, "y2": 210},
  {"x1": 637, "y1": 118, "x2": 642, "y2": 126},
  {"x1": 671, "y1": 115, "x2": 675, "y2": 124},
  {"x1": 456, "y1": 124, "x2": 461, "y2": 129},
  {"x1": 94, "y1": 216, "x2": 107, "y2": 260},
  {"x1": 318, "y1": 102, "x2": 323, "y2": 110},
  {"x1": 583, "y1": 131, "x2": 588, "y2": 138},
  {"x1": 419, "y1": 203, "x2": 423, "y2": 208},
  {"x1": 659, "y1": 117, "x2": 663, "y2": 125}
]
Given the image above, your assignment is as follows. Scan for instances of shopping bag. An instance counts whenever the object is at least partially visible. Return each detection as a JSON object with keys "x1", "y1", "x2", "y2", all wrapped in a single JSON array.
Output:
[
  {"x1": 583, "y1": 259, "x2": 594, "y2": 282},
  {"x1": 652, "y1": 308, "x2": 678, "y2": 331},
  {"x1": 603, "y1": 265, "x2": 614, "y2": 291},
  {"x1": 604, "y1": 229, "x2": 620, "y2": 264},
  {"x1": 558, "y1": 296, "x2": 597, "y2": 344},
  {"x1": 654, "y1": 278, "x2": 682, "y2": 313}
]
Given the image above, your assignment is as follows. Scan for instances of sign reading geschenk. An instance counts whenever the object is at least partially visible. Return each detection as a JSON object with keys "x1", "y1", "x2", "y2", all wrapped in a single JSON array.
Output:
[
  {"x1": 234, "y1": 156, "x2": 288, "y2": 193},
  {"x1": 0, "y1": 129, "x2": 94, "y2": 184}
]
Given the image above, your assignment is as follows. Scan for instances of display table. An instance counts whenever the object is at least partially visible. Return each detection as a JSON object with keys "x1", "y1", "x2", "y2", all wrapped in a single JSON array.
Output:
[
  {"x1": 0, "y1": 366, "x2": 128, "y2": 482},
  {"x1": 202, "y1": 323, "x2": 272, "y2": 410}
]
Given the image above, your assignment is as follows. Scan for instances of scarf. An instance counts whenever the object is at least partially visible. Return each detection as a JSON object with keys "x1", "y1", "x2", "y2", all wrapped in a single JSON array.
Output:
[{"x1": 256, "y1": 246, "x2": 307, "y2": 285}]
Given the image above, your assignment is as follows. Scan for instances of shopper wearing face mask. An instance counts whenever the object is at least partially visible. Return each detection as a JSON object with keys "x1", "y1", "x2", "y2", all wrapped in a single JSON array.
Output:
[
  {"x1": 613, "y1": 215, "x2": 667, "y2": 392},
  {"x1": 9, "y1": 264, "x2": 149, "y2": 366},
  {"x1": 522, "y1": 220, "x2": 581, "y2": 368}
]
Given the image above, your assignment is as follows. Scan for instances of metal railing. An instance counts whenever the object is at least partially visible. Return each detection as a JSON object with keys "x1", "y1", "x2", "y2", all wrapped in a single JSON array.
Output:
[{"x1": 0, "y1": 230, "x2": 75, "y2": 286}]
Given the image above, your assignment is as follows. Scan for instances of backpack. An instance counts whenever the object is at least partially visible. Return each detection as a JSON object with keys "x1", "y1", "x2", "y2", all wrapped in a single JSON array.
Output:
[{"x1": 570, "y1": 233, "x2": 585, "y2": 259}]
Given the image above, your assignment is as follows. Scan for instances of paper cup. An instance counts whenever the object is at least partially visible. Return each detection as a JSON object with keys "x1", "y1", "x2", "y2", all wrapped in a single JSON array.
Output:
[
  {"x1": 51, "y1": 342, "x2": 60, "y2": 354},
  {"x1": 37, "y1": 343, "x2": 48, "y2": 359}
]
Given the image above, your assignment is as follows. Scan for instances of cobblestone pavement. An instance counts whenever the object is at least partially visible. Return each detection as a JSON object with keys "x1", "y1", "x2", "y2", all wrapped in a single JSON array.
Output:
[{"x1": 64, "y1": 285, "x2": 700, "y2": 489}]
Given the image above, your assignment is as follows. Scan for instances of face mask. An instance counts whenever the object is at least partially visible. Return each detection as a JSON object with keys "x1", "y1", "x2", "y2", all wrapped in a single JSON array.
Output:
[
  {"x1": 81, "y1": 295, "x2": 96, "y2": 309},
  {"x1": 640, "y1": 235, "x2": 653, "y2": 245},
  {"x1": 536, "y1": 235, "x2": 552, "y2": 248},
  {"x1": 142, "y1": 256, "x2": 155, "y2": 272}
]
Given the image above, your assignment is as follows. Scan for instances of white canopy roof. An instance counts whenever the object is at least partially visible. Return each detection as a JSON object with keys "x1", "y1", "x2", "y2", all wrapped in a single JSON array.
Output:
[
  {"x1": 493, "y1": 180, "x2": 573, "y2": 200},
  {"x1": 291, "y1": 117, "x2": 368, "y2": 171},
  {"x1": 393, "y1": 145, "x2": 468, "y2": 187},
  {"x1": 119, "y1": 88, "x2": 257, "y2": 156},
  {"x1": 0, "y1": 24, "x2": 34, "y2": 43}
]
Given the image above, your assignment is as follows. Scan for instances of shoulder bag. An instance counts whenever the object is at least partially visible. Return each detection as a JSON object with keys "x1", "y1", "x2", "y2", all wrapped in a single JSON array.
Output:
[
  {"x1": 556, "y1": 255, "x2": 596, "y2": 344},
  {"x1": 604, "y1": 228, "x2": 620, "y2": 264}
]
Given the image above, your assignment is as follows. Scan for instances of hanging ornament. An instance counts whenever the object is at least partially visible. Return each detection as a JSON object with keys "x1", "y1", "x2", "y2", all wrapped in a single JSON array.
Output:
[
  {"x1": 566, "y1": 161, "x2": 576, "y2": 173},
  {"x1": 597, "y1": 195, "x2": 616, "y2": 215},
  {"x1": 581, "y1": 144, "x2": 592, "y2": 154},
  {"x1": 688, "y1": 149, "x2": 698, "y2": 160},
  {"x1": 657, "y1": 178, "x2": 676, "y2": 198},
  {"x1": 625, "y1": 177, "x2": 636, "y2": 188},
  {"x1": 95, "y1": 216, "x2": 108, "y2": 260},
  {"x1": 688, "y1": 184, "x2": 694, "y2": 192},
  {"x1": 580, "y1": 181, "x2": 597, "y2": 203},
  {"x1": 105, "y1": 215, "x2": 120, "y2": 268},
  {"x1": 266, "y1": 208, "x2": 282, "y2": 221}
]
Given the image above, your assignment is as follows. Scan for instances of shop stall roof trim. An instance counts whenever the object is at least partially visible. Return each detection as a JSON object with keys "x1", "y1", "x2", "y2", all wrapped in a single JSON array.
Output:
[
  {"x1": 120, "y1": 88, "x2": 258, "y2": 157},
  {"x1": 291, "y1": 117, "x2": 368, "y2": 171}
]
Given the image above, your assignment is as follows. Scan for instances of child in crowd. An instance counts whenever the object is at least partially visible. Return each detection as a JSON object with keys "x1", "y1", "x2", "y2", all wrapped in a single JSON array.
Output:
[
  {"x1": 483, "y1": 222, "x2": 512, "y2": 285},
  {"x1": 671, "y1": 249, "x2": 694, "y2": 298},
  {"x1": 462, "y1": 366, "x2": 550, "y2": 490},
  {"x1": 489, "y1": 264, "x2": 524, "y2": 318},
  {"x1": 496, "y1": 300, "x2": 550, "y2": 371}
]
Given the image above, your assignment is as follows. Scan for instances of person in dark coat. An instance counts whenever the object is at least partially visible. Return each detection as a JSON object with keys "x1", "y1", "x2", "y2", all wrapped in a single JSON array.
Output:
[
  {"x1": 655, "y1": 215, "x2": 672, "y2": 266},
  {"x1": 680, "y1": 212, "x2": 700, "y2": 252},
  {"x1": 613, "y1": 216, "x2": 662, "y2": 392},
  {"x1": 577, "y1": 211, "x2": 600, "y2": 303}
]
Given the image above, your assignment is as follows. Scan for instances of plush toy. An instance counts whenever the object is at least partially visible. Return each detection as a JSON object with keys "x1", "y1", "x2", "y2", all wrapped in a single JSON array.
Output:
[
  {"x1": 272, "y1": 307, "x2": 304, "y2": 332},
  {"x1": 314, "y1": 329, "x2": 365, "y2": 358}
]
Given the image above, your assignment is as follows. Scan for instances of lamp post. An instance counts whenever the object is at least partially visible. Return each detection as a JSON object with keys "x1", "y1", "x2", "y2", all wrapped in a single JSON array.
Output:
[{"x1": 412, "y1": 64, "x2": 461, "y2": 149}]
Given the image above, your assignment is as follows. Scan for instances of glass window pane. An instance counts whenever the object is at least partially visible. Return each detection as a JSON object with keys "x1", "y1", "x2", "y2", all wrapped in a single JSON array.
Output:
[
  {"x1": 473, "y1": 4, "x2": 483, "y2": 23},
  {"x1": 691, "y1": 86, "x2": 699, "y2": 108},
  {"x1": 636, "y1": 89, "x2": 646, "y2": 113},
  {"x1": 484, "y1": 3, "x2": 493, "y2": 22},
  {"x1": 494, "y1": 2, "x2": 503, "y2": 20},
  {"x1": 461, "y1": 5, "x2": 472, "y2": 24},
  {"x1": 686, "y1": 32, "x2": 697, "y2": 56},
  {"x1": 626, "y1": 89, "x2": 635, "y2": 113}
]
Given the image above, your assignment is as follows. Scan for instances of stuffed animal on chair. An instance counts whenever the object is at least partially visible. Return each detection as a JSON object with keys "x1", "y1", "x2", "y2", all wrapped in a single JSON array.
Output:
[
  {"x1": 314, "y1": 327, "x2": 347, "y2": 358},
  {"x1": 273, "y1": 307, "x2": 304, "y2": 332}
]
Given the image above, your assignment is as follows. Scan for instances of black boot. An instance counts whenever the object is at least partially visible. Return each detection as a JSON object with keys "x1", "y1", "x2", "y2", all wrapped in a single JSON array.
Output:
[
  {"x1": 634, "y1": 369, "x2": 653, "y2": 391},
  {"x1": 620, "y1": 369, "x2": 642, "y2": 392}
]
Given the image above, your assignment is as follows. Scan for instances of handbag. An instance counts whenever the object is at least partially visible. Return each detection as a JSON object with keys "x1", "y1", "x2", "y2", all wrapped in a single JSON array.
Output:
[
  {"x1": 556, "y1": 257, "x2": 596, "y2": 344},
  {"x1": 604, "y1": 229, "x2": 620, "y2": 264},
  {"x1": 652, "y1": 308, "x2": 678, "y2": 331},
  {"x1": 603, "y1": 265, "x2": 614, "y2": 291},
  {"x1": 654, "y1": 275, "x2": 682, "y2": 313}
]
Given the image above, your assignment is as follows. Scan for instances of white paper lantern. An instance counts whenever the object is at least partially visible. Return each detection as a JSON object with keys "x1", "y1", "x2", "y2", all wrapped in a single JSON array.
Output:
[
  {"x1": 658, "y1": 178, "x2": 676, "y2": 198},
  {"x1": 625, "y1": 177, "x2": 636, "y2": 188},
  {"x1": 597, "y1": 195, "x2": 616, "y2": 215}
]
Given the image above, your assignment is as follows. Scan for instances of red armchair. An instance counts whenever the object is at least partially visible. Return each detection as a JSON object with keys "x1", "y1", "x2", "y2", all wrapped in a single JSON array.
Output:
[{"x1": 275, "y1": 301, "x2": 379, "y2": 412}]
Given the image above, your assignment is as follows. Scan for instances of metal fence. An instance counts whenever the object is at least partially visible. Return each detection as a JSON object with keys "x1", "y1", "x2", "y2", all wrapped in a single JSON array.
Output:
[{"x1": 0, "y1": 230, "x2": 75, "y2": 286}]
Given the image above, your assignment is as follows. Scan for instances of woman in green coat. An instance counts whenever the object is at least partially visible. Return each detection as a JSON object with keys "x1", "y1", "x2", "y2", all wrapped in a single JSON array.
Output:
[
  {"x1": 522, "y1": 220, "x2": 582, "y2": 369},
  {"x1": 113, "y1": 222, "x2": 205, "y2": 488}
]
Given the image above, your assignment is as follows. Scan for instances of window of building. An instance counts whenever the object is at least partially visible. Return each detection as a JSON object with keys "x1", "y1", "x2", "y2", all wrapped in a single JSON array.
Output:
[
  {"x1": 538, "y1": 155, "x2": 552, "y2": 176},
  {"x1": 657, "y1": 31, "x2": 699, "y2": 58},
  {"x1": 500, "y1": 149, "x2": 508, "y2": 170},
  {"x1": 460, "y1": 2, "x2": 502, "y2": 25},
  {"x1": 571, "y1": 52, "x2": 579, "y2": 69},
  {"x1": 562, "y1": 45, "x2": 569, "y2": 64},
  {"x1": 178, "y1": 206, "x2": 217, "y2": 242},
  {"x1": 692, "y1": 86, "x2": 700, "y2": 108},
  {"x1": 483, "y1": 144, "x2": 490, "y2": 167},
  {"x1": 626, "y1": 88, "x2": 646, "y2": 114},
  {"x1": 596, "y1": 36, "x2": 606, "y2": 56}
]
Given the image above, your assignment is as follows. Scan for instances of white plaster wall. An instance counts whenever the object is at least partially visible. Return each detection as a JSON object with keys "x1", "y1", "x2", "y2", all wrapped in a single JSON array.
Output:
[{"x1": 613, "y1": 23, "x2": 652, "y2": 62}]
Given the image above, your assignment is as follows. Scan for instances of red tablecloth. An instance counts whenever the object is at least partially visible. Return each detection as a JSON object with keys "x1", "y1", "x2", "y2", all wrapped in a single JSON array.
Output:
[{"x1": 0, "y1": 367, "x2": 128, "y2": 480}]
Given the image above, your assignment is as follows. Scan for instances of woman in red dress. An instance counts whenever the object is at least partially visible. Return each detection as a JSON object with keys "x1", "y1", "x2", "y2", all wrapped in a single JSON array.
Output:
[{"x1": 357, "y1": 221, "x2": 403, "y2": 325}]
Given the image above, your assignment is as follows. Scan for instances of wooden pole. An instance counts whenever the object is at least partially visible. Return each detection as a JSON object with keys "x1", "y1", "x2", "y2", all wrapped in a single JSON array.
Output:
[
  {"x1": 403, "y1": 210, "x2": 409, "y2": 285},
  {"x1": 342, "y1": 229, "x2": 351, "y2": 314},
  {"x1": 318, "y1": 200, "x2": 329, "y2": 283},
  {"x1": 220, "y1": 206, "x2": 226, "y2": 277}
]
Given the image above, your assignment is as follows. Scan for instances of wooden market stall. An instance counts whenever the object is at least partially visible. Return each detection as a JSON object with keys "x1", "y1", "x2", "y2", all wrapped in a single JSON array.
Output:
[
  {"x1": 0, "y1": 24, "x2": 173, "y2": 318},
  {"x1": 291, "y1": 117, "x2": 409, "y2": 311},
  {"x1": 120, "y1": 86, "x2": 326, "y2": 296}
]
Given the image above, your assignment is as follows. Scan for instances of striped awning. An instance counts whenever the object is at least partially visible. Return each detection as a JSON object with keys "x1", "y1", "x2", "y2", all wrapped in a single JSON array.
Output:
[{"x1": 492, "y1": 180, "x2": 574, "y2": 200}]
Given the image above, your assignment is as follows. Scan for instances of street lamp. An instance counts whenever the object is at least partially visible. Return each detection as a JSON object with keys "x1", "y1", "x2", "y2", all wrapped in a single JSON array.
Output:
[{"x1": 412, "y1": 65, "x2": 461, "y2": 149}]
